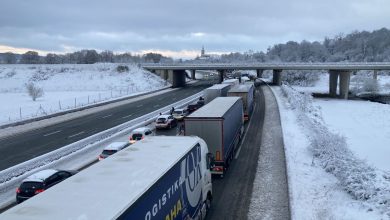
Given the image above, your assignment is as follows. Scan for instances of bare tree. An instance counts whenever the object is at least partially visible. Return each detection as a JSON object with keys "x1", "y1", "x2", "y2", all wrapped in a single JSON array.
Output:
[{"x1": 25, "y1": 82, "x2": 44, "y2": 101}]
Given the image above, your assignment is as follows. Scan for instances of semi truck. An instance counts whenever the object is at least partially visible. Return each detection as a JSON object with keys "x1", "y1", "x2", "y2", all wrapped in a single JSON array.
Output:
[
  {"x1": 228, "y1": 84, "x2": 254, "y2": 121},
  {"x1": 184, "y1": 97, "x2": 244, "y2": 177},
  {"x1": 203, "y1": 84, "x2": 231, "y2": 103},
  {"x1": 0, "y1": 136, "x2": 213, "y2": 220},
  {"x1": 222, "y1": 78, "x2": 239, "y2": 86}
]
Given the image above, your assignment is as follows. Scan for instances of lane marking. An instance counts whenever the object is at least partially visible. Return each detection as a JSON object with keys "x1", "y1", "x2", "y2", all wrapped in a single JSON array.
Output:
[
  {"x1": 235, "y1": 102, "x2": 257, "y2": 159},
  {"x1": 101, "y1": 114, "x2": 112, "y2": 119},
  {"x1": 137, "y1": 104, "x2": 143, "y2": 108},
  {"x1": 158, "y1": 97, "x2": 163, "y2": 101},
  {"x1": 68, "y1": 131, "x2": 85, "y2": 138},
  {"x1": 153, "y1": 104, "x2": 160, "y2": 108},
  {"x1": 43, "y1": 130, "x2": 62, "y2": 137},
  {"x1": 122, "y1": 114, "x2": 133, "y2": 119}
]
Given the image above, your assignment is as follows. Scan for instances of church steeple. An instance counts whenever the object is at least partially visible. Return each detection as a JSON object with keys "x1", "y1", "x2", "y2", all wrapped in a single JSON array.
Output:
[{"x1": 201, "y1": 46, "x2": 205, "y2": 56}]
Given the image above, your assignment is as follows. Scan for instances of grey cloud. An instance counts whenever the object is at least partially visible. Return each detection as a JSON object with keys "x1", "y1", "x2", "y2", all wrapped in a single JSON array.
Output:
[{"x1": 0, "y1": 0, "x2": 389, "y2": 57}]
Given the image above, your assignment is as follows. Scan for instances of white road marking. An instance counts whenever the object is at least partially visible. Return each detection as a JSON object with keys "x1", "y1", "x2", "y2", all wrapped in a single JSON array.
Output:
[
  {"x1": 235, "y1": 102, "x2": 257, "y2": 159},
  {"x1": 122, "y1": 114, "x2": 133, "y2": 119},
  {"x1": 101, "y1": 114, "x2": 112, "y2": 119},
  {"x1": 43, "y1": 130, "x2": 62, "y2": 137},
  {"x1": 153, "y1": 104, "x2": 160, "y2": 108},
  {"x1": 137, "y1": 104, "x2": 143, "y2": 108},
  {"x1": 68, "y1": 131, "x2": 85, "y2": 138}
]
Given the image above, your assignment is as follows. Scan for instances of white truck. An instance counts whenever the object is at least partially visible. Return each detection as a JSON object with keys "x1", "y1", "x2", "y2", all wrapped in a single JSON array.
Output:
[
  {"x1": 203, "y1": 84, "x2": 231, "y2": 104},
  {"x1": 0, "y1": 136, "x2": 213, "y2": 220},
  {"x1": 222, "y1": 78, "x2": 239, "y2": 86},
  {"x1": 184, "y1": 97, "x2": 244, "y2": 177},
  {"x1": 228, "y1": 84, "x2": 254, "y2": 121}
]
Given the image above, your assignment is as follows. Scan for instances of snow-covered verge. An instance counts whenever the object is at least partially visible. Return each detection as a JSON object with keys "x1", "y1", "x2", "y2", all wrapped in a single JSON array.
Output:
[
  {"x1": 275, "y1": 84, "x2": 390, "y2": 219},
  {"x1": 0, "y1": 64, "x2": 168, "y2": 125}
]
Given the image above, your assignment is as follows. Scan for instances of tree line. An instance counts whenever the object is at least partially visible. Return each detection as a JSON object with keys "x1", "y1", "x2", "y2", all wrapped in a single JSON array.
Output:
[
  {"x1": 0, "y1": 50, "x2": 173, "y2": 64},
  {"x1": 1, "y1": 28, "x2": 390, "y2": 64},
  {"x1": 189, "y1": 28, "x2": 390, "y2": 63}
]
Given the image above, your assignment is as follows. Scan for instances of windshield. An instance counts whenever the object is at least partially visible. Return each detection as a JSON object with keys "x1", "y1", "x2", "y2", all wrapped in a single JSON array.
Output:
[
  {"x1": 20, "y1": 182, "x2": 44, "y2": 190},
  {"x1": 173, "y1": 110, "x2": 183, "y2": 114},
  {"x1": 132, "y1": 133, "x2": 143, "y2": 140},
  {"x1": 157, "y1": 118, "x2": 167, "y2": 123},
  {"x1": 102, "y1": 149, "x2": 117, "y2": 156}
]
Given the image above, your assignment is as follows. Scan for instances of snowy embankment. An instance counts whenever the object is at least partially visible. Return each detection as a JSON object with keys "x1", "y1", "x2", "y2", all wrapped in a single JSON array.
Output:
[
  {"x1": 274, "y1": 84, "x2": 390, "y2": 219},
  {"x1": 0, "y1": 64, "x2": 168, "y2": 125}
]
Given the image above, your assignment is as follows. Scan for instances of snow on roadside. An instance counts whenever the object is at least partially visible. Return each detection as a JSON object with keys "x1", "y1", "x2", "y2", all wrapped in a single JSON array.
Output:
[
  {"x1": 313, "y1": 99, "x2": 390, "y2": 171},
  {"x1": 0, "y1": 63, "x2": 168, "y2": 125},
  {"x1": 273, "y1": 85, "x2": 389, "y2": 219}
]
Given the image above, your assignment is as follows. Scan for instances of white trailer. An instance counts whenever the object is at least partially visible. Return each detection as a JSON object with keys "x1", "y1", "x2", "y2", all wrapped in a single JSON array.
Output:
[
  {"x1": 228, "y1": 84, "x2": 254, "y2": 121},
  {"x1": 0, "y1": 136, "x2": 213, "y2": 220},
  {"x1": 203, "y1": 84, "x2": 231, "y2": 103},
  {"x1": 222, "y1": 78, "x2": 239, "y2": 86}
]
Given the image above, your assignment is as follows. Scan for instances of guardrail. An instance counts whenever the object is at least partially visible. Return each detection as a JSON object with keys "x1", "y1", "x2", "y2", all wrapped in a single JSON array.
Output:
[{"x1": 0, "y1": 91, "x2": 203, "y2": 196}]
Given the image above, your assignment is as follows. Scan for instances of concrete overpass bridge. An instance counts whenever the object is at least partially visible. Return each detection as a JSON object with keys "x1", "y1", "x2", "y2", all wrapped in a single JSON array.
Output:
[{"x1": 142, "y1": 63, "x2": 390, "y2": 99}]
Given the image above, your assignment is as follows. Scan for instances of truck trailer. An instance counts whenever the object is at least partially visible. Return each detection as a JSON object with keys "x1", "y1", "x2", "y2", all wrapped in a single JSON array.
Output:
[
  {"x1": 184, "y1": 97, "x2": 244, "y2": 177},
  {"x1": 0, "y1": 136, "x2": 213, "y2": 220},
  {"x1": 228, "y1": 84, "x2": 254, "y2": 121},
  {"x1": 203, "y1": 84, "x2": 231, "y2": 104},
  {"x1": 222, "y1": 78, "x2": 239, "y2": 86}
]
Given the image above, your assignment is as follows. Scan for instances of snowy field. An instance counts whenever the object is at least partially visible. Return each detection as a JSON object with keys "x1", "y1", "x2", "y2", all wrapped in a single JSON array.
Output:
[
  {"x1": 0, "y1": 64, "x2": 168, "y2": 125},
  {"x1": 272, "y1": 73, "x2": 390, "y2": 219}
]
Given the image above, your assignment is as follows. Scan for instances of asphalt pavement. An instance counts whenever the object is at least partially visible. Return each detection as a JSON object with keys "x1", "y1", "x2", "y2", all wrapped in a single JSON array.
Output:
[
  {"x1": 0, "y1": 83, "x2": 210, "y2": 171},
  {"x1": 206, "y1": 84, "x2": 291, "y2": 220}
]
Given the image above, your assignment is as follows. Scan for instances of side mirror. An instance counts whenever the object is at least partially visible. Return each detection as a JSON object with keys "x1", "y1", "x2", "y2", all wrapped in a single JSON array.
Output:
[{"x1": 206, "y1": 153, "x2": 215, "y2": 169}]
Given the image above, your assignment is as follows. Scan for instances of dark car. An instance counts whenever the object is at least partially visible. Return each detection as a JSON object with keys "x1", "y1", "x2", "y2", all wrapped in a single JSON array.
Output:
[
  {"x1": 188, "y1": 103, "x2": 200, "y2": 113},
  {"x1": 16, "y1": 169, "x2": 77, "y2": 203}
]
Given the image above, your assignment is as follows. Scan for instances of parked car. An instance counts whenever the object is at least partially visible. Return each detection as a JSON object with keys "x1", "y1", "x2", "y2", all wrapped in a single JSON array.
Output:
[
  {"x1": 98, "y1": 142, "x2": 130, "y2": 160},
  {"x1": 172, "y1": 108, "x2": 189, "y2": 121},
  {"x1": 16, "y1": 169, "x2": 77, "y2": 203},
  {"x1": 155, "y1": 114, "x2": 177, "y2": 129},
  {"x1": 129, "y1": 127, "x2": 153, "y2": 144}
]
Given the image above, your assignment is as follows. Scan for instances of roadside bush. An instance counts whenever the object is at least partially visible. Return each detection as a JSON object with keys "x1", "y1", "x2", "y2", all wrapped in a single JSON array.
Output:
[
  {"x1": 25, "y1": 82, "x2": 44, "y2": 101},
  {"x1": 282, "y1": 70, "x2": 320, "y2": 86},
  {"x1": 281, "y1": 84, "x2": 390, "y2": 216},
  {"x1": 116, "y1": 65, "x2": 129, "y2": 73}
]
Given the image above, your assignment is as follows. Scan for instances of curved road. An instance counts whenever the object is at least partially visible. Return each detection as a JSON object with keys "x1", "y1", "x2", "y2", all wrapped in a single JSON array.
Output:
[
  {"x1": 0, "y1": 82, "x2": 211, "y2": 171},
  {"x1": 206, "y1": 84, "x2": 291, "y2": 220}
]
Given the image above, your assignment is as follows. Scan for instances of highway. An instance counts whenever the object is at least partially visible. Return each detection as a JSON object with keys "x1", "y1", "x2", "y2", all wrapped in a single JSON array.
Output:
[
  {"x1": 0, "y1": 82, "x2": 291, "y2": 219},
  {"x1": 0, "y1": 82, "x2": 211, "y2": 171}
]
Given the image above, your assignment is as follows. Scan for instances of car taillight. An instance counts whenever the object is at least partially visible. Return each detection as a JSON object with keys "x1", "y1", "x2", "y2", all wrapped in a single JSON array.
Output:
[
  {"x1": 213, "y1": 166, "x2": 223, "y2": 171},
  {"x1": 34, "y1": 189, "x2": 44, "y2": 194},
  {"x1": 98, "y1": 155, "x2": 103, "y2": 160},
  {"x1": 129, "y1": 136, "x2": 133, "y2": 140},
  {"x1": 16, "y1": 188, "x2": 20, "y2": 194}
]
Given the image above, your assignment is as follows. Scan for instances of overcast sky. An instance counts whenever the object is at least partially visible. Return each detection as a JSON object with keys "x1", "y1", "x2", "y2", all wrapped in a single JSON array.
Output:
[{"x1": 0, "y1": 0, "x2": 389, "y2": 58}]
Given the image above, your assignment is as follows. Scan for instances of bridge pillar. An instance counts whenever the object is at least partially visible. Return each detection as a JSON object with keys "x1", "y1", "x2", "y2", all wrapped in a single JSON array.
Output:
[
  {"x1": 373, "y1": 70, "x2": 378, "y2": 80},
  {"x1": 256, "y1": 69, "x2": 263, "y2": 78},
  {"x1": 329, "y1": 70, "x2": 339, "y2": 97},
  {"x1": 272, "y1": 69, "x2": 282, "y2": 85},
  {"x1": 172, "y1": 70, "x2": 186, "y2": 88},
  {"x1": 191, "y1": 70, "x2": 196, "y2": 80},
  {"x1": 339, "y1": 71, "x2": 351, "y2": 99},
  {"x1": 164, "y1": 70, "x2": 169, "y2": 81},
  {"x1": 217, "y1": 70, "x2": 225, "y2": 83}
]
